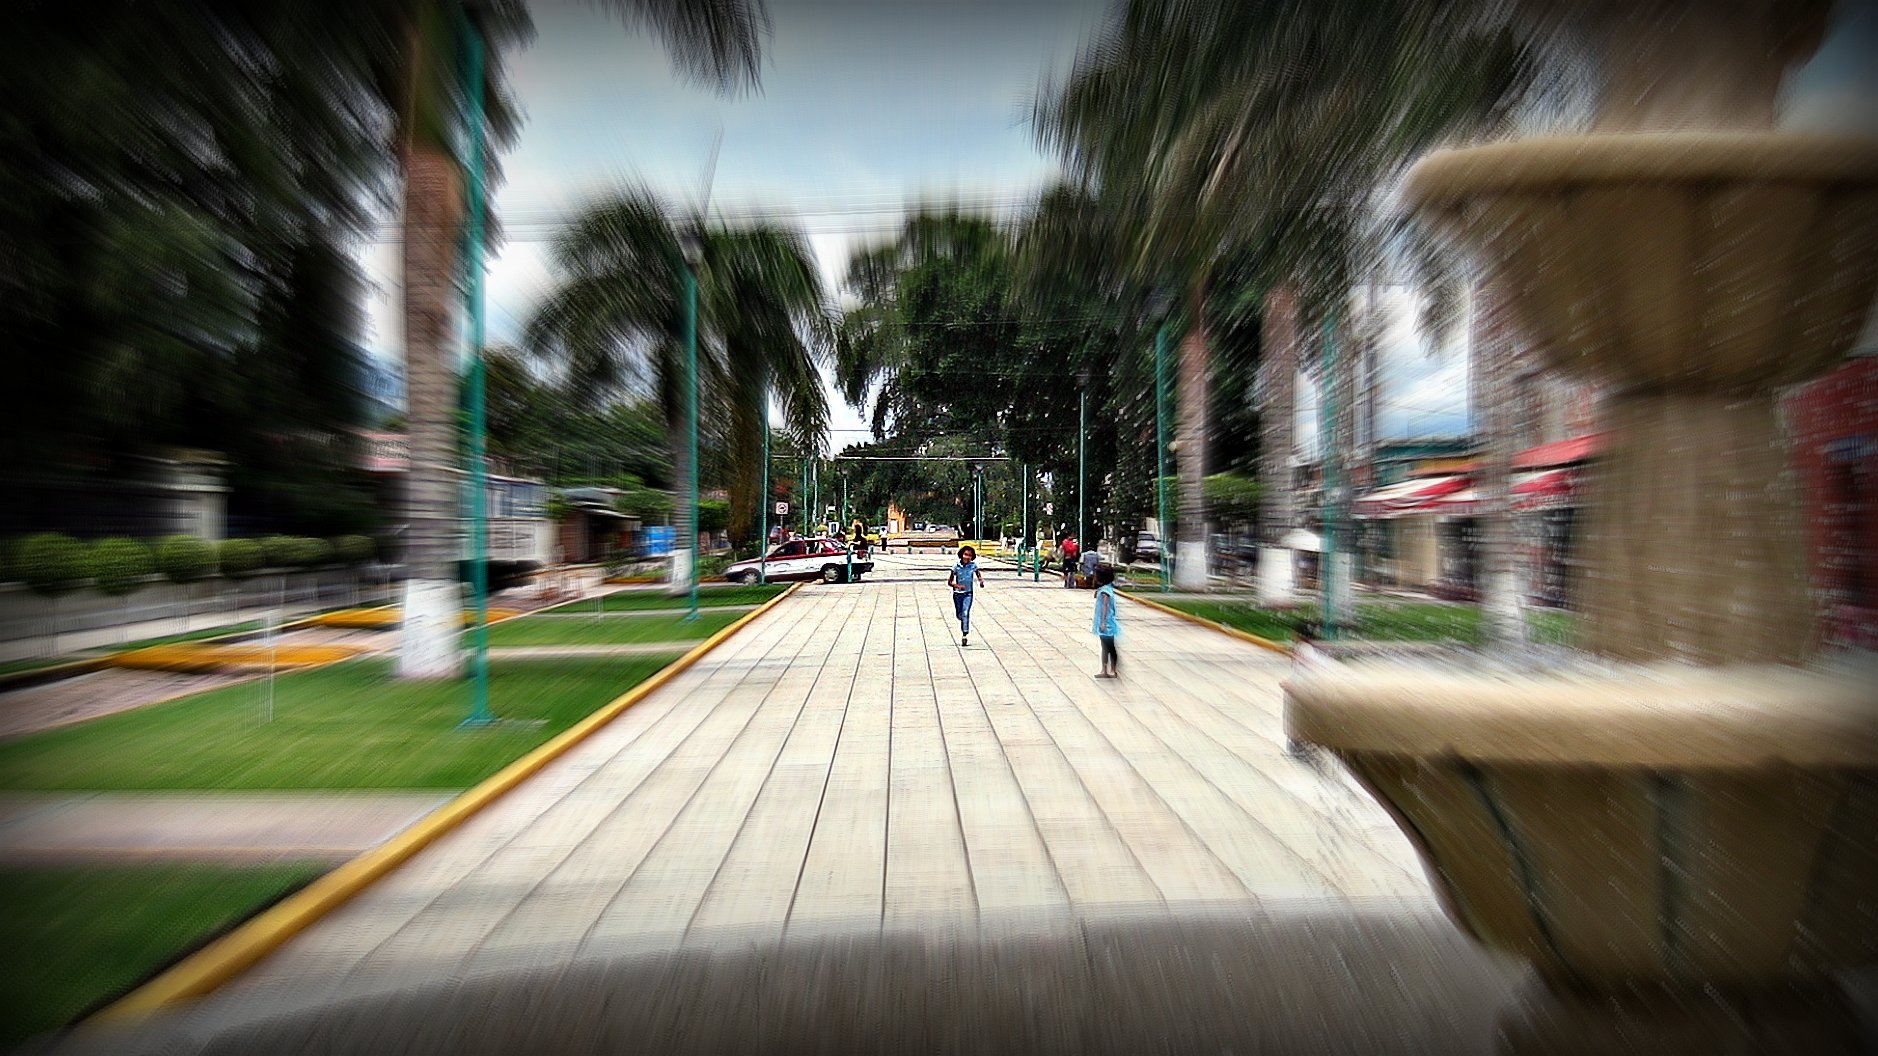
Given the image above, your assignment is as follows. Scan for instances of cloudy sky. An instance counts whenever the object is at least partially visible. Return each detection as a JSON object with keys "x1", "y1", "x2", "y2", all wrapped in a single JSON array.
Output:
[{"x1": 361, "y1": 0, "x2": 1878, "y2": 450}]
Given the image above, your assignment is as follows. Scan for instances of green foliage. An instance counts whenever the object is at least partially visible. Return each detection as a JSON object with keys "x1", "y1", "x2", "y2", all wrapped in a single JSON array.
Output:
[
  {"x1": 0, "y1": 537, "x2": 19, "y2": 582},
  {"x1": 1204, "y1": 473, "x2": 1263, "y2": 526},
  {"x1": 217, "y1": 539, "x2": 263, "y2": 580},
  {"x1": 331, "y1": 534, "x2": 375, "y2": 565},
  {"x1": 260, "y1": 535, "x2": 297, "y2": 569},
  {"x1": 256, "y1": 535, "x2": 328, "y2": 568},
  {"x1": 546, "y1": 493, "x2": 573, "y2": 523},
  {"x1": 17, "y1": 534, "x2": 89, "y2": 597},
  {"x1": 611, "y1": 478, "x2": 673, "y2": 522},
  {"x1": 300, "y1": 538, "x2": 334, "y2": 567},
  {"x1": 90, "y1": 538, "x2": 155, "y2": 596},
  {"x1": 698, "y1": 499, "x2": 731, "y2": 534},
  {"x1": 154, "y1": 535, "x2": 216, "y2": 583}
]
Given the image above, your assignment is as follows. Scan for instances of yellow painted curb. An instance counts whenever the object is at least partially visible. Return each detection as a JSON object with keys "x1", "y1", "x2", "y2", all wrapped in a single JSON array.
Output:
[
  {"x1": 1120, "y1": 592, "x2": 1293, "y2": 656},
  {"x1": 91, "y1": 580, "x2": 803, "y2": 1024},
  {"x1": 108, "y1": 643, "x2": 367, "y2": 673}
]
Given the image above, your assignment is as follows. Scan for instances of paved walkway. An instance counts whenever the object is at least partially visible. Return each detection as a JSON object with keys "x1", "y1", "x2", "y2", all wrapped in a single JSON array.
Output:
[
  {"x1": 52, "y1": 553, "x2": 1526, "y2": 1055},
  {"x1": 0, "y1": 792, "x2": 449, "y2": 864}
]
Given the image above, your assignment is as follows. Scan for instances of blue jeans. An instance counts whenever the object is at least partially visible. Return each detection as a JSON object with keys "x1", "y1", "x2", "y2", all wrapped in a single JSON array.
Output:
[{"x1": 953, "y1": 590, "x2": 973, "y2": 634}]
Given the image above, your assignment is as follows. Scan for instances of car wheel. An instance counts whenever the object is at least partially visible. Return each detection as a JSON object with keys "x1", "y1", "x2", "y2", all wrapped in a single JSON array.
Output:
[
  {"x1": 821, "y1": 565, "x2": 843, "y2": 584},
  {"x1": 737, "y1": 570, "x2": 761, "y2": 585}
]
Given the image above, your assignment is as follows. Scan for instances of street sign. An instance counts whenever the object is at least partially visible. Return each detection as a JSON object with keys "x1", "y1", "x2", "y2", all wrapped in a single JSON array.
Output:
[{"x1": 775, "y1": 502, "x2": 789, "y2": 516}]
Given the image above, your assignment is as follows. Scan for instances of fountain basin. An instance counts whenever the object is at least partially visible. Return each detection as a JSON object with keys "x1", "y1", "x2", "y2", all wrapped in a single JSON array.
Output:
[
  {"x1": 1403, "y1": 133, "x2": 1878, "y2": 393},
  {"x1": 1284, "y1": 660, "x2": 1877, "y2": 989}
]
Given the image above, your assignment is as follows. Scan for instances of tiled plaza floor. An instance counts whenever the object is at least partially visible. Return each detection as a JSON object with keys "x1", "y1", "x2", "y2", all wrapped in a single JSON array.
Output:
[{"x1": 50, "y1": 554, "x2": 1534, "y2": 1055}]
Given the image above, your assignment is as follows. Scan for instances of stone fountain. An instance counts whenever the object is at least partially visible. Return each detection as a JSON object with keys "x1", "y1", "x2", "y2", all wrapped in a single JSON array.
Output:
[{"x1": 1285, "y1": 1, "x2": 1878, "y2": 1051}]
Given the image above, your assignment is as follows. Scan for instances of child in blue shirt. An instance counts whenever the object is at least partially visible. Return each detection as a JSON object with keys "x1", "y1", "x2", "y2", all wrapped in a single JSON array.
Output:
[
  {"x1": 948, "y1": 545, "x2": 986, "y2": 646},
  {"x1": 1092, "y1": 563, "x2": 1120, "y2": 677}
]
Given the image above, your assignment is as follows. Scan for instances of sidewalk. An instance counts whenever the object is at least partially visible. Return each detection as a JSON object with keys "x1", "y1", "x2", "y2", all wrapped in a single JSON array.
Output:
[
  {"x1": 0, "y1": 793, "x2": 450, "y2": 865},
  {"x1": 55, "y1": 553, "x2": 1478, "y2": 1054}
]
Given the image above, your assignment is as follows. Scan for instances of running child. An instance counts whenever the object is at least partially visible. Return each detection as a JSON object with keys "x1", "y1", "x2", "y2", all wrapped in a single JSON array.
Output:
[
  {"x1": 1092, "y1": 563, "x2": 1120, "y2": 677},
  {"x1": 948, "y1": 545, "x2": 986, "y2": 646}
]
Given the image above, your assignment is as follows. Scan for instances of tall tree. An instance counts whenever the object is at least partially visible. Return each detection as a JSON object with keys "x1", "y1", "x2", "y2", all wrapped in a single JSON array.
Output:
[
  {"x1": 393, "y1": 0, "x2": 768, "y2": 677},
  {"x1": 1036, "y1": 0, "x2": 1541, "y2": 591},
  {"x1": 524, "y1": 188, "x2": 830, "y2": 548}
]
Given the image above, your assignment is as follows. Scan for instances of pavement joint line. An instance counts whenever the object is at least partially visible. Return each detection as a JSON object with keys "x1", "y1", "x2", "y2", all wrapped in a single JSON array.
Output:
[
  {"x1": 88, "y1": 580, "x2": 805, "y2": 1025},
  {"x1": 1120, "y1": 592, "x2": 1292, "y2": 656}
]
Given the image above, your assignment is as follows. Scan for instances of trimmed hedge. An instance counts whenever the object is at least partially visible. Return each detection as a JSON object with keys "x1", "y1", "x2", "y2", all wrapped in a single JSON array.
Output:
[
  {"x1": 90, "y1": 538, "x2": 155, "y2": 596},
  {"x1": 331, "y1": 535, "x2": 375, "y2": 565},
  {"x1": 18, "y1": 534, "x2": 89, "y2": 597},
  {"x1": 218, "y1": 539, "x2": 264, "y2": 579},
  {"x1": 155, "y1": 536, "x2": 216, "y2": 584}
]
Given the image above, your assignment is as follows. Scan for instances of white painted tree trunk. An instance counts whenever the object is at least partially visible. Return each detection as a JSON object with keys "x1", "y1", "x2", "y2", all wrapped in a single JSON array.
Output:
[
  {"x1": 1174, "y1": 281, "x2": 1211, "y2": 590},
  {"x1": 1257, "y1": 285, "x2": 1300, "y2": 605},
  {"x1": 397, "y1": 145, "x2": 465, "y2": 679}
]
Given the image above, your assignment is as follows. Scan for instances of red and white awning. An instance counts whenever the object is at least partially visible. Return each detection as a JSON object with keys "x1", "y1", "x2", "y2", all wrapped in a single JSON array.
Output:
[
  {"x1": 1351, "y1": 475, "x2": 1468, "y2": 519},
  {"x1": 1354, "y1": 470, "x2": 1577, "y2": 518}
]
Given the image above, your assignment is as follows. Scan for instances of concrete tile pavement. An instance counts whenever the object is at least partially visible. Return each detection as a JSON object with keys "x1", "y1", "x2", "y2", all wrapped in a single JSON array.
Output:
[{"x1": 50, "y1": 553, "x2": 1483, "y2": 1054}]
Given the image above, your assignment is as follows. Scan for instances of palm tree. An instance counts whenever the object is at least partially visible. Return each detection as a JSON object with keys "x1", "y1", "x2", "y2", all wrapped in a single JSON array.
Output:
[
  {"x1": 392, "y1": 0, "x2": 767, "y2": 678},
  {"x1": 524, "y1": 188, "x2": 830, "y2": 550},
  {"x1": 1036, "y1": 0, "x2": 1540, "y2": 593}
]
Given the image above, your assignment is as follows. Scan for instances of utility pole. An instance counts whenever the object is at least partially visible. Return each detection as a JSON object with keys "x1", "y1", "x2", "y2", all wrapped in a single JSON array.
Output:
[
  {"x1": 460, "y1": 9, "x2": 492, "y2": 726},
  {"x1": 1078, "y1": 369, "x2": 1089, "y2": 549},
  {"x1": 1319, "y1": 310, "x2": 1344, "y2": 638},
  {"x1": 1155, "y1": 322, "x2": 1172, "y2": 591},
  {"x1": 1020, "y1": 463, "x2": 1028, "y2": 576},
  {"x1": 681, "y1": 229, "x2": 701, "y2": 622},
  {"x1": 758, "y1": 400, "x2": 768, "y2": 584}
]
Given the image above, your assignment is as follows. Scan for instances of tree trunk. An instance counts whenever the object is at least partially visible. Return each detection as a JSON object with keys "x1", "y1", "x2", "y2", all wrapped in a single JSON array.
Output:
[
  {"x1": 1256, "y1": 284, "x2": 1300, "y2": 603},
  {"x1": 1471, "y1": 280, "x2": 1522, "y2": 645},
  {"x1": 397, "y1": 143, "x2": 465, "y2": 678},
  {"x1": 1174, "y1": 278, "x2": 1211, "y2": 589},
  {"x1": 1325, "y1": 308, "x2": 1358, "y2": 628}
]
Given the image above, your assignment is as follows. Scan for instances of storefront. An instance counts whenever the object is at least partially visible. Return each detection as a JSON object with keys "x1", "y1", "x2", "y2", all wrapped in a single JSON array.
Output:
[{"x1": 1351, "y1": 437, "x2": 1594, "y2": 602}]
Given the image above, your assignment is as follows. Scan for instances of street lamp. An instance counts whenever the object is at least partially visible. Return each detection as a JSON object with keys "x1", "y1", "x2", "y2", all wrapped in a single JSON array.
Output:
[
  {"x1": 1148, "y1": 289, "x2": 1174, "y2": 591},
  {"x1": 461, "y1": 9, "x2": 493, "y2": 726},
  {"x1": 681, "y1": 227, "x2": 703, "y2": 622},
  {"x1": 1077, "y1": 368, "x2": 1090, "y2": 550}
]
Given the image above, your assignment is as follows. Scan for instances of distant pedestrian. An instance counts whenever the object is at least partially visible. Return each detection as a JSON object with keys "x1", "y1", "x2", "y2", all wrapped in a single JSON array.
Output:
[
  {"x1": 1060, "y1": 536, "x2": 1080, "y2": 587},
  {"x1": 1079, "y1": 545, "x2": 1100, "y2": 585},
  {"x1": 948, "y1": 545, "x2": 986, "y2": 646},
  {"x1": 1092, "y1": 564, "x2": 1120, "y2": 678}
]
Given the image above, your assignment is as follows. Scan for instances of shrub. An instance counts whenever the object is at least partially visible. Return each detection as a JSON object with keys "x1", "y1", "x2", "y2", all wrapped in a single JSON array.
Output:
[
  {"x1": 332, "y1": 534, "x2": 375, "y2": 565},
  {"x1": 17, "y1": 534, "x2": 89, "y2": 597},
  {"x1": 155, "y1": 535, "x2": 217, "y2": 583},
  {"x1": 298, "y1": 537, "x2": 334, "y2": 567},
  {"x1": 0, "y1": 537, "x2": 20, "y2": 582},
  {"x1": 697, "y1": 499, "x2": 730, "y2": 534},
  {"x1": 219, "y1": 538, "x2": 264, "y2": 579},
  {"x1": 260, "y1": 535, "x2": 298, "y2": 569},
  {"x1": 91, "y1": 538, "x2": 155, "y2": 596}
]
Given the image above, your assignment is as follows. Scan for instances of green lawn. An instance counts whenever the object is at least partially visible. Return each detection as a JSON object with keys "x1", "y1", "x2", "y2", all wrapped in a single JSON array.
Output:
[
  {"x1": 1152, "y1": 598, "x2": 1577, "y2": 646},
  {"x1": 0, "y1": 863, "x2": 324, "y2": 1044},
  {"x1": 484, "y1": 609, "x2": 744, "y2": 647},
  {"x1": 0, "y1": 656, "x2": 73, "y2": 677},
  {"x1": 544, "y1": 584, "x2": 784, "y2": 614},
  {"x1": 0, "y1": 657, "x2": 673, "y2": 791}
]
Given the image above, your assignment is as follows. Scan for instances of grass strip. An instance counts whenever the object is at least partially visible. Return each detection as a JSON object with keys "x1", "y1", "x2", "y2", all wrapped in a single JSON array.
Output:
[
  {"x1": 543, "y1": 584, "x2": 786, "y2": 614},
  {"x1": 0, "y1": 656, "x2": 673, "y2": 792},
  {"x1": 483, "y1": 609, "x2": 743, "y2": 647},
  {"x1": 0, "y1": 863, "x2": 324, "y2": 1045},
  {"x1": 1152, "y1": 599, "x2": 1576, "y2": 645}
]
